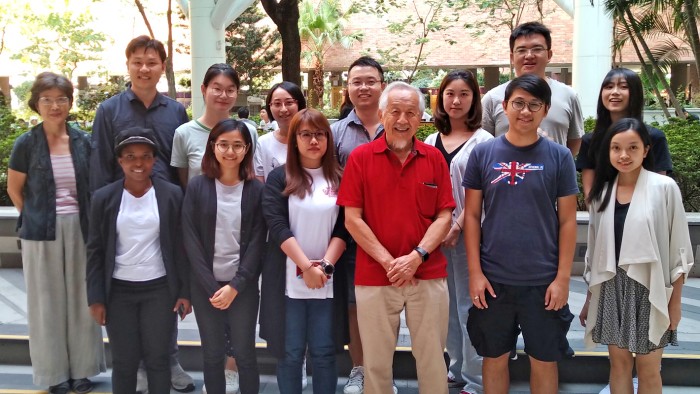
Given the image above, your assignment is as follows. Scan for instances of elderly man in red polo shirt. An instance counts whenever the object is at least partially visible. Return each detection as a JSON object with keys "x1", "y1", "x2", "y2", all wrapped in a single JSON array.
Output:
[{"x1": 337, "y1": 81, "x2": 455, "y2": 394}]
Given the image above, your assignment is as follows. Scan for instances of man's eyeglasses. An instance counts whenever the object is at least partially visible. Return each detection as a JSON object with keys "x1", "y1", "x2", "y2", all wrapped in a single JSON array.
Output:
[
  {"x1": 297, "y1": 131, "x2": 327, "y2": 142},
  {"x1": 512, "y1": 46, "x2": 548, "y2": 57},
  {"x1": 508, "y1": 100, "x2": 544, "y2": 113},
  {"x1": 38, "y1": 97, "x2": 70, "y2": 107},
  {"x1": 349, "y1": 80, "x2": 380, "y2": 88},
  {"x1": 270, "y1": 100, "x2": 298, "y2": 109},
  {"x1": 214, "y1": 142, "x2": 248, "y2": 154}
]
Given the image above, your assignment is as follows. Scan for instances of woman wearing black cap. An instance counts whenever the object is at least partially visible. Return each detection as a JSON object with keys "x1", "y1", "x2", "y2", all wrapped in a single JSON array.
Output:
[{"x1": 86, "y1": 127, "x2": 191, "y2": 394}]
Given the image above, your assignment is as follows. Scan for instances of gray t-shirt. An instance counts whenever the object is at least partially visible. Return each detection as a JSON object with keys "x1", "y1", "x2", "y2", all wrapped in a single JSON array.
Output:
[
  {"x1": 213, "y1": 179, "x2": 243, "y2": 281},
  {"x1": 462, "y1": 135, "x2": 579, "y2": 286},
  {"x1": 481, "y1": 78, "x2": 584, "y2": 147},
  {"x1": 171, "y1": 120, "x2": 209, "y2": 181}
]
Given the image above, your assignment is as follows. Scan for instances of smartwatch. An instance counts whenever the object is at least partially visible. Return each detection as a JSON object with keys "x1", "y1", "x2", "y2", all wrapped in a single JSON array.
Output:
[{"x1": 413, "y1": 246, "x2": 429, "y2": 262}]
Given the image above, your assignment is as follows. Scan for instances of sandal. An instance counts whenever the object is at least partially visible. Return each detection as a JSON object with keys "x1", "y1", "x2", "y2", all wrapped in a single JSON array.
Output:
[
  {"x1": 71, "y1": 378, "x2": 95, "y2": 394},
  {"x1": 48, "y1": 381, "x2": 70, "y2": 394}
]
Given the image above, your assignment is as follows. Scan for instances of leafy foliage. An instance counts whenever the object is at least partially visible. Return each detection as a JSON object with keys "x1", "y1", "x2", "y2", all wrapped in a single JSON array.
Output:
[
  {"x1": 226, "y1": 5, "x2": 282, "y2": 95},
  {"x1": 360, "y1": 0, "x2": 467, "y2": 83},
  {"x1": 75, "y1": 77, "x2": 126, "y2": 127},
  {"x1": 11, "y1": 11, "x2": 107, "y2": 79},
  {"x1": 658, "y1": 118, "x2": 700, "y2": 211},
  {"x1": 416, "y1": 122, "x2": 437, "y2": 141},
  {"x1": 0, "y1": 98, "x2": 24, "y2": 206}
]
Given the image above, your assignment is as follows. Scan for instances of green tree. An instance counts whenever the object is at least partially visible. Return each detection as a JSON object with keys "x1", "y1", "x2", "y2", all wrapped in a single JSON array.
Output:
[
  {"x1": 11, "y1": 11, "x2": 106, "y2": 79},
  {"x1": 361, "y1": 0, "x2": 467, "y2": 83},
  {"x1": 226, "y1": 5, "x2": 282, "y2": 95},
  {"x1": 299, "y1": 0, "x2": 362, "y2": 107},
  {"x1": 261, "y1": 0, "x2": 303, "y2": 86},
  {"x1": 606, "y1": 0, "x2": 685, "y2": 117}
]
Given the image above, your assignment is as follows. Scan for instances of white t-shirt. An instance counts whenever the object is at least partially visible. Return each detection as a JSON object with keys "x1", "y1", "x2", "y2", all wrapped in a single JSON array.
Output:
[
  {"x1": 481, "y1": 78, "x2": 584, "y2": 147},
  {"x1": 254, "y1": 131, "x2": 287, "y2": 180},
  {"x1": 113, "y1": 187, "x2": 167, "y2": 281},
  {"x1": 213, "y1": 179, "x2": 243, "y2": 281},
  {"x1": 285, "y1": 167, "x2": 339, "y2": 299},
  {"x1": 171, "y1": 120, "x2": 209, "y2": 181}
]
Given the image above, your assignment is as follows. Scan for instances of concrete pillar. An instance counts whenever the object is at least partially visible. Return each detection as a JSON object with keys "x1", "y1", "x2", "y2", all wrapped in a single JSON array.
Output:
[
  {"x1": 329, "y1": 72, "x2": 342, "y2": 108},
  {"x1": 189, "y1": 0, "x2": 226, "y2": 119},
  {"x1": 571, "y1": 0, "x2": 613, "y2": 118},
  {"x1": 0, "y1": 77, "x2": 10, "y2": 108},
  {"x1": 483, "y1": 67, "x2": 500, "y2": 92},
  {"x1": 670, "y1": 63, "x2": 689, "y2": 102}
]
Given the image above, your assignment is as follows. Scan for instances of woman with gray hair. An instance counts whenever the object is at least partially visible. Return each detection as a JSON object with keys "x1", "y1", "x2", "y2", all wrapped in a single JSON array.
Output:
[{"x1": 7, "y1": 72, "x2": 105, "y2": 394}]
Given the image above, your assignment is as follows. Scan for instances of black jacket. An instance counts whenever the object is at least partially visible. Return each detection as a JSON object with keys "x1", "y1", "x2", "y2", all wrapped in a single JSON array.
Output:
[
  {"x1": 182, "y1": 175, "x2": 266, "y2": 297},
  {"x1": 86, "y1": 177, "x2": 190, "y2": 306}
]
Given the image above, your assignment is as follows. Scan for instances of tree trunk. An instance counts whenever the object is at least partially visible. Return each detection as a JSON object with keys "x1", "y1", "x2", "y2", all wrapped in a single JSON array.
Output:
[
  {"x1": 261, "y1": 0, "x2": 302, "y2": 87},
  {"x1": 625, "y1": 8, "x2": 684, "y2": 117},
  {"x1": 682, "y1": 0, "x2": 700, "y2": 83},
  {"x1": 621, "y1": 16, "x2": 672, "y2": 118},
  {"x1": 165, "y1": 0, "x2": 177, "y2": 99},
  {"x1": 313, "y1": 59, "x2": 324, "y2": 107},
  {"x1": 134, "y1": 0, "x2": 155, "y2": 37}
]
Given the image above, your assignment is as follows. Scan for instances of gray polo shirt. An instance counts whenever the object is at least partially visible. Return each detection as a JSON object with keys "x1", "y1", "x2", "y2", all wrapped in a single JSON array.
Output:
[{"x1": 331, "y1": 109, "x2": 384, "y2": 168}]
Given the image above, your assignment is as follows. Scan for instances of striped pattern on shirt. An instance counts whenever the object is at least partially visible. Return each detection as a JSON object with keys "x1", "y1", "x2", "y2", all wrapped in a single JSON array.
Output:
[{"x1": 50, "y1": 154, "x2": 79, "y2": 215}]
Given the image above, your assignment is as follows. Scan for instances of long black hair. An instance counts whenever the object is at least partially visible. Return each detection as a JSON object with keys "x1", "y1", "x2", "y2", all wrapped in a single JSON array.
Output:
[
  {"x1": 588, "y1": 68, "x2": 644, "y2": 166},
  {"x1": 588, "y1": 118, "x2": 654, "y2": 211}
]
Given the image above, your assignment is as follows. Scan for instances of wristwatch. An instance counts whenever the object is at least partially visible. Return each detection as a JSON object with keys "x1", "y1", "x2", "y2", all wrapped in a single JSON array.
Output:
[
  {"x1": 317, "y1": 259, "x2": 335, "y2": 276},
  {"x1": 413, "y1": 246, "x2": 429, "y2": 262}
]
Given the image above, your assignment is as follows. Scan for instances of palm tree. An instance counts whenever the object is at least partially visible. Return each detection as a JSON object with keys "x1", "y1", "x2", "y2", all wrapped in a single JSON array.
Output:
[
  {"x1": 606, "y1": 0, "x2": 685, "y2": 117},
  {"x1": 299, "y1": 0, "x2": 362, "y2": 107}
]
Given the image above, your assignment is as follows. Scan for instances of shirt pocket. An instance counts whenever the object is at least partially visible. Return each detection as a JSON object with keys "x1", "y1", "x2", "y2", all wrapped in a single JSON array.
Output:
[{"x1": 416, "y1": 181, "x2": 438, "y2": 218}]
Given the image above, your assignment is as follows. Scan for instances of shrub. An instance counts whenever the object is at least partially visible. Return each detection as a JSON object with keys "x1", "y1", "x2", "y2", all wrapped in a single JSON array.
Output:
[
  {"x1": 416, "y1": 123, "x2": 436, "y2": 141},
  {"x1": 658, "y1": 118, "x2": 700, "y2": 211},
  {"x1": 0, "y1": 100, "x2": 24, "y2": 206}
]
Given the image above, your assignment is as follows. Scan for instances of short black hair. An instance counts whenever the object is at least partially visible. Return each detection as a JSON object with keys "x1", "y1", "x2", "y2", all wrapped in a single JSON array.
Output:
[
  {"x1": 504, "y1": 74, "x2": 551, "y2": 107},
  {"x1": 510, "y1": 22, "x2": 552, "y2": 52},
  {"x1": 125, "y1": 35, "x2": 167, "y2": 62},
  {"x1": 265, "y1": 81, "x2": 307, "y2": 122},
  {"x1": 348, "y1": 56, "x2": 384, "y2": 82},
  {"x1": 237, "y1": 107, "x2": 250, "y2": 119}
]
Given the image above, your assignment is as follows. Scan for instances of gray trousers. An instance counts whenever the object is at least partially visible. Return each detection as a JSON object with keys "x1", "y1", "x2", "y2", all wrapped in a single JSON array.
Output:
[{"x1": 22, "y1": 214, "x2": 106, "y2": 386}]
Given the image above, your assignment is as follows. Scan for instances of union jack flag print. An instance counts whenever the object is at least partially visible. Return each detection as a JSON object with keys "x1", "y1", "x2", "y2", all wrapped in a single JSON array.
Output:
[{"x1": 490, "y1": 162, "x2": 544, "y2": 185}]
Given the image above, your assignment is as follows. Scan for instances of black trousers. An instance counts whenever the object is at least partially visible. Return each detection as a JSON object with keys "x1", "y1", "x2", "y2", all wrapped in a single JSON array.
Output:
[
  {"x1": 106, "y1": 277, "x2": 175, "y2": 394},
  {"x1": 192, "y1": 281, "x2": 260, "y2": 394}
]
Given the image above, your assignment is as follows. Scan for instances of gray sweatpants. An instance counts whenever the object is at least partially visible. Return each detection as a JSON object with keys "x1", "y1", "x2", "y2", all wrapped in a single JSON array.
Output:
[{"x1": 22, "y1": 214, "x2": 106, "y2": 386}]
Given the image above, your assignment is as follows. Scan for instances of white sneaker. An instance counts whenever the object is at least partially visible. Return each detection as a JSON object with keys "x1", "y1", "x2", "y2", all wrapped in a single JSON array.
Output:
[
  {"x1": 301, "y1": 358, "x2": 308, "y2": 389},
  {"x1": 224, "y1": 370, "x2": 240, "y2": 394},
  {"x1": 343, "y1": 366, "x2": 364, "y2": 394},
  {"x1": 171, "y1": 363, "x2": 195, "y2": 392},
  {"x1": 201, "y1": 384, "x2": 207, "y2": 394},
  {"x1": 393, "y1": 382, "x2": 398, "y2": 394},
  {"x1": 136, "y1": 367, "x2": 148, "y2": 394}
]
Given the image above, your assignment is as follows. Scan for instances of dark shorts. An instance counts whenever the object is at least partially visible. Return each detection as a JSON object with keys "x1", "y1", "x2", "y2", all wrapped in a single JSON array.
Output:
[
  {"x1": 466, "y1": 281, "x2": 574, "y2": 362},
  {"x1": 343, "y1": 241, "x2": 357, "y2": 305}
]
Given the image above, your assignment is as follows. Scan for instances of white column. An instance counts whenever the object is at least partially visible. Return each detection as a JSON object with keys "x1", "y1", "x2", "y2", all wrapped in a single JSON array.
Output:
[
  {"x1": 571, "y1": 0, "x2": 613, "y2": 119},
  {"x1": 189, "y1": 0, "x2": 225, "y2": 118}
]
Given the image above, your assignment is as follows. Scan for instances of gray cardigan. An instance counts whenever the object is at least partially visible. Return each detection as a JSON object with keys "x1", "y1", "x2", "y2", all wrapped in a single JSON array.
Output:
[{"x1": 182, "y1": 175, "x2": 267, "y2": 297}]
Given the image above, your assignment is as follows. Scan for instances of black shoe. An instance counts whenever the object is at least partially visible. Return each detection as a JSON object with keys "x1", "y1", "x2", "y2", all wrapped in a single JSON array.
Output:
[
  {"x1": 71, "y1": 378, "x2": 95, "y2": 394},
  {"x1": 48, "y1": 381, "x2": 70, "y2": 394}
]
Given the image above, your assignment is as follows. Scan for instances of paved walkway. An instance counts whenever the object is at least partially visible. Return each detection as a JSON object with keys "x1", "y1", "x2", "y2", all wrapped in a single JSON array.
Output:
[{"x1": 1, "y1": 268, "x2": 700, "y2": 393}]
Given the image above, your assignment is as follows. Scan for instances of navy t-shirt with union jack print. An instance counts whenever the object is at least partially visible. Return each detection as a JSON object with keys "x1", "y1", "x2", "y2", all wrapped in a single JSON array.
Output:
[{"x1": 462, "y1": 135, "x2": 578, "y2": 286}]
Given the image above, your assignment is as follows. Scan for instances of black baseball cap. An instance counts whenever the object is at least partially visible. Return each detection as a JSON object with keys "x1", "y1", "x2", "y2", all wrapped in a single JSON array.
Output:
[{"x1": 114, "y1": 127, "x2": 159, "y2": 156}]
